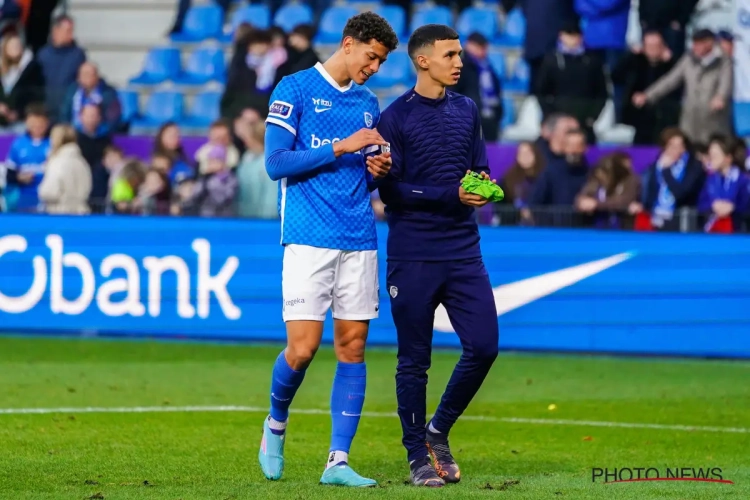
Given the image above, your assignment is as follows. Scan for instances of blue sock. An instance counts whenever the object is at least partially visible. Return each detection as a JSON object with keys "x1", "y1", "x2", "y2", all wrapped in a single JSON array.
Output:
[
  {"x1": 269, "y1": 350, "x2": 306, "y2": 429},
  {"x1": 329, "y1": 361, "x2": 366, "y2": 463}
]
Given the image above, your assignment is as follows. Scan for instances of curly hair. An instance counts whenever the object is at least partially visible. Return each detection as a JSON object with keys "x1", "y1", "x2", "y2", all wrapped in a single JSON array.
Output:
[{"x1": 342, "y1": 12, "x2": 399, "y2": 52}]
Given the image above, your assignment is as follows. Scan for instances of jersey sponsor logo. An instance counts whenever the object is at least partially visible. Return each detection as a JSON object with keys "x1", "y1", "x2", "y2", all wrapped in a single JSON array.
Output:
[
  {"x1": 269, "y1": 100, "x2": 293, "y2": 119},
  {"x1": 284, "y1": 298, "x2": 305, "y2": 307},
  {"x1": 312, "y1": 98, "x2": 332, "y2": 113},
  {"x1": 310, "y1": 134, "x2": 342, "y2": 148},
  {"x1": 364, "y1": 112, "x2": 373, "y2": 127}
]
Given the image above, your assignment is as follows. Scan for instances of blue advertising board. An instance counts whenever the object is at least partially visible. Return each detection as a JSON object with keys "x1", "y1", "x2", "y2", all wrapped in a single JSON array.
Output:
[{"x1": 1, "y1": 214, "x2": 749, "y2": 358}]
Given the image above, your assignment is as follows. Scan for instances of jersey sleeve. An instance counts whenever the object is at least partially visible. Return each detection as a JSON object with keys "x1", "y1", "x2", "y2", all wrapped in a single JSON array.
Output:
[{"x1": 265, "y1": 77, "x2": 302, "y2": 136}]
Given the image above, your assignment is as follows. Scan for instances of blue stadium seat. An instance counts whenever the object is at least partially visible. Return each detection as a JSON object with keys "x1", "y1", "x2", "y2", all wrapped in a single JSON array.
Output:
[
  {"x1": 504, "y1": 58, "x2": 530, "y2": 92},
  {"x1": 374, "y1": 5, "x2": 406, "y2": 41},
  {"x1": 129, "y1": 47, "x2": 181, "y2": 85},
  {"x1": 455, "y1": 7, "x2": 498, "y2": 40},
  {"x1": 180, "y1": 90, "x2": 221, "y2": 129},
  {"x1": 231, "y1": 4, "x2": 271, "y2": 31},
  {"x1": 117, "y1": 90, "x2": 139, "y2": 125},
  {"x1": 173, "y1": 47, "x2": 226, "y2": 85},
  {"x1": 273, "y1": 4, "x2": 313, "y2": 33},
  {"x1": 497, "y1": 8, "x2": 525, "y2": 46},
  {"x1": 366, "y1": 51, "x2": 413, "y2": 90},
  {"x1": 410, "y1": 6, "x2": 452, "y2": 32},
  {"x1": 501, "y1": 97, "x2": 516, "y2": 129},
  {"x1": 316, "y1": 6, "x2": 358, "y2": 44},
  {"x1": 488, "y1": 52, "x2": 506, "y2": 80},
  {"x1": 170, "y1": 4, "x2": 223, "y2": 42},
  {"x1": 130, "y1": 91, "x2": 184, "y2": 129},
  {"x1": 735, "y1": 102, "x2": 750, "y2": 137}
]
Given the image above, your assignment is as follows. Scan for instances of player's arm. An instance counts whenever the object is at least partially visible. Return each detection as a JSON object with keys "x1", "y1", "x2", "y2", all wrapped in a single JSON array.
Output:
[
  {"x1": 377, "y1": 109, "x2": 461, "y2": 208},
  {"x1": 4, "y1": 139, "x2": 19, "y2": 186},
  {"x1": 469, "y1": 102, "x2": 491, "y2": 177}
]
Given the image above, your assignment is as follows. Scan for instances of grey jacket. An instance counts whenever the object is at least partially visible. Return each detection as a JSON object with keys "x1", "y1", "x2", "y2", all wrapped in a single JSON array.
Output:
[{"x1": 645, "y1": 48, "x2": 733, "y2": 144}]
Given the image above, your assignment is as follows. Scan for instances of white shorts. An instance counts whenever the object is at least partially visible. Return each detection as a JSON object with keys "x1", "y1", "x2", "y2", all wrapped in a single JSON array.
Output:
[{"x1": 282, "y1": 244, "x2": 379, "y2": 322}]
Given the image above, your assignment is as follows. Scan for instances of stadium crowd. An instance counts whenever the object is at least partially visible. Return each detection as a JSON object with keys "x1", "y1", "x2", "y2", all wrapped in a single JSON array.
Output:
[{"x1": 0, "y1": 0, "x2": 747, "y2": 233}]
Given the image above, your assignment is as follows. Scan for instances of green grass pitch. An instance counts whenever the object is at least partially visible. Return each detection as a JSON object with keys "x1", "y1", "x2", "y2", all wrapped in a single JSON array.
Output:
[{"x1": 0, "y1": 336, "x2": 748, "y2": 499}]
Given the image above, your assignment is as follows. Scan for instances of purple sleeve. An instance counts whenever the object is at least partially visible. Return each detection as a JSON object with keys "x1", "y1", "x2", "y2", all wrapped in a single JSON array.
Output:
[
  {"x1": 736, "y1": 175, "x2": 750, "y2": 214},
  {"x1": 377, "y1": 107, "x2": 460, "y2": 207}
]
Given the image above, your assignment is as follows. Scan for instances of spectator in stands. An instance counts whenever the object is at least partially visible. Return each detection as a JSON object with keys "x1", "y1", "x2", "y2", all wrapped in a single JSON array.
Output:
[
  {"x1": 509, "y1": 0, "x2": 577, "y2": 97},
  {"x1": 102, "y1": 144, "x2": 126, "y2": 192},
  {"x1": 268, "y1": 26, "x2": 288, "y2": 67},
  {"x1": 537, "y1": 113, "x2": 579, "y2": 162},
  {"x1": 450, "y1": 32, "x2": 503, "y2": 143},
  {"x1": 575, "y1": 151, "x2": 640, "y2": 228},
  {"x1": 76, "y1": 104, "x2": 112, "y2": 209},
  {"x1": 37, "y1": 14, "x2": 85, "y2": 122},
  {"x1": 718, "y1": 30, "x2": 733, "y2": 58},
  {"x1": 697, "y1": 135, "x2": 750, "y2": 233},
  {"x1": 501, "y1": 141, "x2": 545, "y2": 211},
  {"x1": 109, "y1": 159, "x2": 146, "y2": 214},
  {"x1": 574, "y1": 0, "x2": 630, "y2": 71},
  {"x1": 613, "y1": 30, "x2": 680, "y2": 145},
  {"x1": 639, "y1": 0, "x2": 699, "y2": 60},
  {"x1": 60, "y1": 62, "x2": 121, "y2": 136},
  {"x1": 530, "y1": 128, "x2": 590, "y2": 208},
  {"x1": 153, "y1": 121, "x2": 194, "y2": 185},
  {"x1": 537, "y1": 21, "x2": 608, "y2": 145},
  {"x1": 236, "y1": 119, "x2": 276, "y2": 218},
  {"x1": 0, "y1": 33, "x2": 44, "y2": 131},
  {"x1": 183, "y1": 144, "x2": 239, "y2": 218},
  {"x1": 138, "y1": 169, "x2": 172, "y2": 216},
  {"x1": 631, "y1": 128, "x2": 706, "y2": 231},
  {"x1": 633, "y1": 29, "x2": 733, "y2": 145},
  {"x1": 37, "y1": 124, "x2": 91, "y2": 214},
  {"x1": 3, "y1": 103, "x2": 49, "y2": 212},
  {"x1": 273, "y1": 24, "x2": 319, "y2": 89},
  {"x1": 222, "y1": 28, "x2": 275, "y2": 119},
  {"x1": 195, "y1": 119, "x2": 240, "y2": 173}
]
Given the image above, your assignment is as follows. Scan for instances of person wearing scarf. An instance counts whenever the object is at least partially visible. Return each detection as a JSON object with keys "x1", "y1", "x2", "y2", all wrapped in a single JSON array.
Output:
[
  {"x1": 698, "y1": 136, "x2": 750, "y2": 233},
  {"x1": 636, "y1": 128, "x2": 706, "y2": 231},
  {"x1": 60, "y1": 62, "x2": 121, "y2": 135}
]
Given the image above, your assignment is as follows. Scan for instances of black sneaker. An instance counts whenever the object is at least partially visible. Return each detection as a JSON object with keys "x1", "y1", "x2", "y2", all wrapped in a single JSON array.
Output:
[
  {"x1": 409, "y1": 457, "x2": 445, "y2": 487},
  {"x1": 426, "y1": 427, "x2": 461, "y2": 483}
]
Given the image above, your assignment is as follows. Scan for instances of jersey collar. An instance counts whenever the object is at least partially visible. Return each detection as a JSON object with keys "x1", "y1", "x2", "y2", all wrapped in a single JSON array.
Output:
[{"x1": 314, "y1": 62, "x2": 353, "y2": 93}]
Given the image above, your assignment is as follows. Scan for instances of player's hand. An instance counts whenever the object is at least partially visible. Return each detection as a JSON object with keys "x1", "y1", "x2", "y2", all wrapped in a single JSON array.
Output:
[
  {"x1": 477, "y1": 170, "x2": 498, "y2": 184},
  {"x1": 335, "y1": 128, "x2": 387, "y2": 156},
  {"x1": 632, "y1": 93, "x2": 647, "y2": 108},
  {"x1": 366, "y1": 152, "x2": 391, "y2": 179},
  {"x1": 459, "y1": 186, "x2": 489, "y2": 207}
]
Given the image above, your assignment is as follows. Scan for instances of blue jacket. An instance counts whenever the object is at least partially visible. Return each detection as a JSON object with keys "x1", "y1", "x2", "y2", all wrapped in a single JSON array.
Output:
[
  {"x1": 36, "y1": 42, "x2": 86, "y2": 121},
  {"x1": 377, "y1": 90, "x2": 490, "y2": 261},
  {"x1": 697, "y1": 167, "x2": 750, "y2": 228},
  {"x1": 520, "y1": 0, "x2": 577, "y2": 60},
  {"x1": 575, "y1": 0, "x2": 631, "y2": 50},
  {"x1": 530, "y1": 156, "x2": 589, "y2": 206},
  {"x1": 60, "y1": 79, "x2": 122, "y2": 136}
]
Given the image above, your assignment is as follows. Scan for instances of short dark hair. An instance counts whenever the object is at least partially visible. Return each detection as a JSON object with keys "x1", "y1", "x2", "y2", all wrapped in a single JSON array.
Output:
[
  {"x1": 659, "y1": 127, "x2": 691, "y2": 150},
  {"x1": 291, "y1": 24, "x2": 315, "y2": 42},
  {"x1": 407, "y1": 24, "x2": 459, "y2": 61},
  {"x1": 247, "y1": 29, "x2": 272, "y2": 45},
  {"x1": 342, "y1": 12, "x2": 399, "y2": 52},
  {"x1": 25, "y1": 103, "x2": 47, "y2": 119},
  {"x1": 210, "y1": 118, "x2": 231, "y2": 131},
  {"x1": 709, "y1": 134, "x2": 733, "y2": 156},
  {"x1": 104, "y1": 144, "x2": 124, "y2": 156}
]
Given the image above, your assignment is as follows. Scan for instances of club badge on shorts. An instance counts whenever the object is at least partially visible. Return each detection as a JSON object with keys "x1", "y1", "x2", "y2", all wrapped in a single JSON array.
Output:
[{"x1": 389, "y1": 286, "x2": 398, "y2": 298}]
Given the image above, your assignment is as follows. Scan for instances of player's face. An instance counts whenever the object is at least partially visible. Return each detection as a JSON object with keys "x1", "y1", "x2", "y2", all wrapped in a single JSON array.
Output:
[
  {"x1": 426, "y1": 39, "x2": 463, "y2": 86},
  {"x1": 345, "y1": 38, "x2": 390, "y2": 85}
]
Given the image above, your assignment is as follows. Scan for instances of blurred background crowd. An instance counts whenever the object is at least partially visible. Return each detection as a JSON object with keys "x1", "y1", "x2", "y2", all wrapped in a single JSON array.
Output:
[{"x1": 0, "y1": 0, "x2": 747, "y2": 234}]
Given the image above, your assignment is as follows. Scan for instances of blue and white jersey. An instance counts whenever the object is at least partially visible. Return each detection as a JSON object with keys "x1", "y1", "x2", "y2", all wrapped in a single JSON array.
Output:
[
  {"x1": 265, "y1": 62, "x2": 381, "y2": 251},
  {"x1": 5, "y1": 134, "x2": 50, "y2": 211}
]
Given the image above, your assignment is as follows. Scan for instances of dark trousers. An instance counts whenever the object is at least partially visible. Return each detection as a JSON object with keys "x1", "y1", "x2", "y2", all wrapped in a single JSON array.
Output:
[{"x1": 388, "y1": 258, "x2": 499, "y2": 462}]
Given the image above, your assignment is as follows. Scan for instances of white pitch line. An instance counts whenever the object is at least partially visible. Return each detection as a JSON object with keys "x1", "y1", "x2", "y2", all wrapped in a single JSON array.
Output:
[{"x1": 0, "y1": 405, "x2": 747, "y2": 434}]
